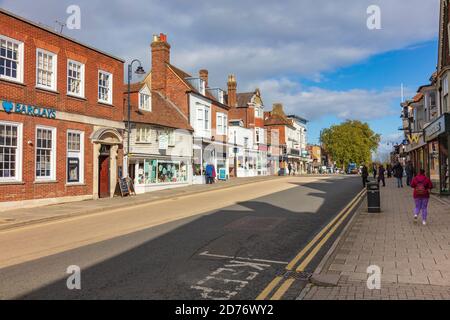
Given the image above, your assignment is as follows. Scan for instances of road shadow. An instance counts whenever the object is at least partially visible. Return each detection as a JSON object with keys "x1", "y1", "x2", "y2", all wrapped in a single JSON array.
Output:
[{"x1": 4, "y1": 176, "x2": 362, "y2": 300}]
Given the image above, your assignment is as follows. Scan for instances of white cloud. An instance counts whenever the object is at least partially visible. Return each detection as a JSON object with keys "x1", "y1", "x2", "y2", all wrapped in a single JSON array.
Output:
[{"x1": 252, "y1": 78, "x2": 403, "y2": 121}]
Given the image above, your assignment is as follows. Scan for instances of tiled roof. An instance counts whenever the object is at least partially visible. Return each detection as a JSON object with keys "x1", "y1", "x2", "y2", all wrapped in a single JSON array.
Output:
[
  {"x1": 264, "y1": 113, "x2": 294, "y2": 127},
  {"x1": 236, "y1": 92, "x2": 254, "y2": 108},
  {"x1": 168, "y1": 64, "x2": 229, "y2": 109},
  {"x1": 125, "y1": 82, "x2": 193, "y2": 131}
]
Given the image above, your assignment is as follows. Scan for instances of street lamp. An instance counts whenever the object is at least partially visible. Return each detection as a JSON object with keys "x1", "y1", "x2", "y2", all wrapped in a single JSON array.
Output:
[{"x1": 125, "y1": 59, "x2": 146, "y2": 178}]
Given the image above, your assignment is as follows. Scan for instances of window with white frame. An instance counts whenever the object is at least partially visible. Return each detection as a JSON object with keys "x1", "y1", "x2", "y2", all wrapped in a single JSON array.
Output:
[
  {"x1": 0, "y1": 122, "x2": 22, "y2": 182},
  {"x1": 67, "y1": 131, "x2": 84, "y2": 183},
  {"x1": 443, "y1": 75, "x2": 449, "y2": 113},
  {"x1": 216, "y1": 113, "x2": 228, "y2": 135},
  {"x1": 255, "y1": 107, "x2": 263, "y2": 118},
  {"x1": 204, "y1": 108, "x2": 209, "y2": 130},
  {"x1": 36, "y1": 49, "x2": 57, "y2": 90},
  {"x1": 98, "y1": 70, "x2": 113, "y2": 104},
  {"x1": 0, "y1": 35, "x2": 23, "y2": 82},
  {"x1": 136, "y1": 125, "x2": 152, "y2": 143},
  {"x1": 139, "y1": 86, "x2": 151, "y2": 111},
  {"x1": 67, "y1": 60, "x2": 84, "y2": 97},
  {"x1": 200, "y1": 79, "x2": 206, "y2": 95},
  {"x1": 36, "y1": 127, "x2": 56, "y2": 180},
  {"x1": 255, "y1": 127, "x2": 265, "y2": 144}
]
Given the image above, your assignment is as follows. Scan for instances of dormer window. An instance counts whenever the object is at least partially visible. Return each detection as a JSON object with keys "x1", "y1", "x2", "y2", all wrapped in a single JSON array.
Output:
[
  {"x1": 200, "y1": 79, "x2": 206, "y2": 95},
  {"x1": 186, "y1": 77, "x2": 206, "y2": 96},
  {"x1": 139, "y1": 85, "x2": 151, "y2": 111}
]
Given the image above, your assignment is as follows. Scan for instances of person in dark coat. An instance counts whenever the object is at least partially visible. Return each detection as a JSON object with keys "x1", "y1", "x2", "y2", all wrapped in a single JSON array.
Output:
[
  {"x1": 361, "y1": 164, "x2": 369, "y2": 187},
  {"x1": 386, "y1": 164, "x2": 392, "y2": 178},
  {"x1": 288, "y1": 163, "x2": 292, "y2": 176},
  {"x1": 393, "y1": 162, "x2": 404, "y2": 188},
  {"x1": 378, "y1": 164, "x2": 386, "y2": 187},
  {"x1": 372, "y1": 164, "x2": 377, "y2": 180},
  {"x1": 405, "y1": 161, "x2": 415, "y2": 186}
]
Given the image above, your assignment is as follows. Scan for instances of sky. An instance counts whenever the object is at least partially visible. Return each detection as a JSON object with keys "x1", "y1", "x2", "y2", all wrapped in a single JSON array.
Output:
[{"x1": 0, "y1": 0, "x2": 441, "y2": 160}]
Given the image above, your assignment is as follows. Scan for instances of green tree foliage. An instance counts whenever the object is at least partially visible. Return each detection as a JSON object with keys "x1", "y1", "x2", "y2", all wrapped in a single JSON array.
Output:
[{"x1": 320, "y1": 120, "x2": 380, "y2": 169}]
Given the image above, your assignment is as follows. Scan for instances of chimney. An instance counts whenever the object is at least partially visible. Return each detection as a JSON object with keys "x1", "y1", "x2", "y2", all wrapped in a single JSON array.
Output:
[
  {"x1": 199, "y1": 69, "x2": 208, "y2": 88},
  {"x1": 151, "y1": 33, "x2": 170, "y2": 94},
  {"x1": 227, "y1": 74, "x2": 237, "y2": 108}
]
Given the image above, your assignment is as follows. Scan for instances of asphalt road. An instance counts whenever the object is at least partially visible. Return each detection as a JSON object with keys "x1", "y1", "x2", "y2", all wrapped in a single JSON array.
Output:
[{"x1": 0, "y1": 175, "x2": 362, "y2": 300}]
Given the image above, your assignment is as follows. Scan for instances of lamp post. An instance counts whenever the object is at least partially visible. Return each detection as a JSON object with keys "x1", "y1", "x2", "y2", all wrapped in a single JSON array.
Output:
[{"x1": 125, "y1": 59, "x2": 146, "y2": 178}]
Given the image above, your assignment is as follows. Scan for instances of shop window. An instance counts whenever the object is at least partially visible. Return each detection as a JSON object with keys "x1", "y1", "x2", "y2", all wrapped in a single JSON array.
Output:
[
  {"x1": 36, "y1": 127, "x2": 56, "y2": 180},
  {"x1": 0, "y1": 35, "x2": 23, "y2": 83},
  {"x1": 67, "y1": 131, "x2": 84, "y2": 183},
  {"x1": 440, "y1": 137, "x2": 449, "y2": 193},
  {"x1": 36, "y1": 49, "x2": 57, "y2": 91},
  {"x1": 157, "y1": 161, "x2": 187, "y2": 183},
  {"x1": 0, "y1": 122, "x2": 22, "y2": 182}
]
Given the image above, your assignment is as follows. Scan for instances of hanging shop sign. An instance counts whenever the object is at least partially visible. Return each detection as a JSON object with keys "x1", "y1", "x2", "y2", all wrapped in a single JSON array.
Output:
[
  {"x1": 424, "y1": 114, "x2": 448, "y2": 142},
  {"x1": 1, "y1": 100, "x2": 57, "y2": 119}
]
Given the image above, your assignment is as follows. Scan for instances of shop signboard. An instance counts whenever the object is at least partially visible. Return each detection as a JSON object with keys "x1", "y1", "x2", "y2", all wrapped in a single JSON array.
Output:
[
  {"x1": 425, "y1": 114, "x2": 448, "y2": 142},
  {"x1": 1, "y1": 100, "x2": 57, "y2": 119},
  {"x1": 218, "y1": 168, "x2": 227, "y2": 181}
]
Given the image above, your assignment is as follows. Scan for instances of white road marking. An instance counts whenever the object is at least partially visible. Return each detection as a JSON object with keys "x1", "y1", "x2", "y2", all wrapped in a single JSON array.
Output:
[{"x1": 199, "y1": 251, "x2": 288, "y2": 265}]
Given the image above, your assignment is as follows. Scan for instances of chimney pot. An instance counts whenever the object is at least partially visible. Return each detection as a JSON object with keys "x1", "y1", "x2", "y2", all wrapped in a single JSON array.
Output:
[
  {"x1": 151, "y1": 33, "x2": 171, "y2": 94},
  {"x1": 199, "y1": 69, "x2": 209, "y2": 88},
  {"x1": 227, "y1": 74, "x2": 237, "y2": 108}
]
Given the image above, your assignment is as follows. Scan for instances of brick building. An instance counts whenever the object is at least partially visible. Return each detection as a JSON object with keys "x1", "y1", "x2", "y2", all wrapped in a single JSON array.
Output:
[
  {"x1": 149, "y1": 34, "x2": 231, "y2": 184},
  {"x1": 0, "y1": 9, "x2": 125, "y2": 210},
  {"x1": 227, "y1": 76, "x2": 268, "y2": 176},
  {"x1": 122, "y1": 37, "x2": 194, "y2": 193}
]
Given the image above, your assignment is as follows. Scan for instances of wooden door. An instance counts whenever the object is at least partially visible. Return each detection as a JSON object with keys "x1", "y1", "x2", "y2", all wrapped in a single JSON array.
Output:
[{"x1": 99, "y1": 155, "x2": 110, "y2": 198}]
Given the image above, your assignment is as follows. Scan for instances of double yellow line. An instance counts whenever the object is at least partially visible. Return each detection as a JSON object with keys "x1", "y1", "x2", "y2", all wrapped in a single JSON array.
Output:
[{"x1": 256, "y1": 188, "x2": 366, "y2": 300}]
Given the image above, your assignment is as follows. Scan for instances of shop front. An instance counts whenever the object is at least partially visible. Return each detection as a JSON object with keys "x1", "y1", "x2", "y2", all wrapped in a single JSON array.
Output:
[
  {"x1": 424, "y1": 113, "x2": 450, "y2": 195},
  {"x1": 129, "y1": 155, "x2": 190, "y2": 193},
  {"x1": 193, "y1": 138, "x2": 230, "y2": 184}
]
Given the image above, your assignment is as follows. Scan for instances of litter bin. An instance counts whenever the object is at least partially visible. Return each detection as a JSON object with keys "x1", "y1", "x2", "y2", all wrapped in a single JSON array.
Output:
[{"x1": 367, "y1": 181, "x2": 380, "y2": 213}]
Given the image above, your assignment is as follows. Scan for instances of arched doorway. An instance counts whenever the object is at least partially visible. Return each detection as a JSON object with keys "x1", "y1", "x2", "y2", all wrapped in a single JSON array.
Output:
[{"x1": 91, "y1": 128, "x2": 123, "y2": 199}]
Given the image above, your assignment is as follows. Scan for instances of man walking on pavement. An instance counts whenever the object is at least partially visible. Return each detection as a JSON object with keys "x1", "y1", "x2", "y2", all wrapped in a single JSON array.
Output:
[
  {"x1": 411, "y1": 169, "x2": 433, "y2": 225},
  {"x1": 393, "y1": 162, "x2": 404, "y2": 188},
  {"x1": 288, "y1": 163, "x2": 292, "y2": 176},
  {"x1": 405, "y1": 161, "x2": 415, "y2": 186},
  {"x1": 361, "y1": 164, "x2": 369, "y2": 187},
  {"x1": 378, "y1": 164, "x2": 386, "y2": 187},
  {"x1": 372, "y1": 163, "x2": 377, "y2": 180}
]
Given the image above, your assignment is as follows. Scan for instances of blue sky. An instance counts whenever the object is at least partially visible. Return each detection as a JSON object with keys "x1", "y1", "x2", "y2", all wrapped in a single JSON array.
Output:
[{"x1": 307, "y1": 40, "x2": 438, "y2": 146}]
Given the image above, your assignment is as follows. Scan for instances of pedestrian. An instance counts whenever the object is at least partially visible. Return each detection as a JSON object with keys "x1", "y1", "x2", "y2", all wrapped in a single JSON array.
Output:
[
  {"x1": 372, "y1": 163, "x2": 377, "y2": 180},
  {"x1": 387, "y1": 164, "x2": 392, "y2": 178},
  {"x1": 377, "y1": 164, "x2": 386, "y2": 187},
  {"x1": 361, "y1": 164, "x2": 369, "y2": 187},
  {"x1": 205, "y1": 164, "x2": 213, "y2": 184},
  {"x1": 405, "y1": 161, "x2": 415, "y2": 186},
  {"x1": 410, "y1": 169, "x2": 433, "y2": 225},
  {"x1": 393, "y1": 162, "x2": 404, "y2": 188},
  {"x1": 288, "y1": 163, "x2": 292, "y2": 176}
]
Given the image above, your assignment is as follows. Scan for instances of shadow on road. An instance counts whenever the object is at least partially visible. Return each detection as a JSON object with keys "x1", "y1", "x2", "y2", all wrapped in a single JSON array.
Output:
[{"x1": 8, "y1": 176, "x2": 362, "y2": 300}]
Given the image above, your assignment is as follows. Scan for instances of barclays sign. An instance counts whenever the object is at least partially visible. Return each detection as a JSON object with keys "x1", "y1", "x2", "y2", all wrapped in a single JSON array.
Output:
[{"x1": 1, "y1": 100, "x2": 56, "y2": 119}]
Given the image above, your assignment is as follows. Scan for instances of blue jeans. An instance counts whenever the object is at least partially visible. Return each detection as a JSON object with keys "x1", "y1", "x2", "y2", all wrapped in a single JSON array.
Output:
[{"x1": 397, "y1": 177, "x2": 403, "y2": 188}]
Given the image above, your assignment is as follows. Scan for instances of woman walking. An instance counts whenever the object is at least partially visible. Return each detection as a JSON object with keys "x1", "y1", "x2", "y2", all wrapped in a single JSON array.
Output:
[{"x1": 410, "y1": 169, "x2": 433, "y2": 225}]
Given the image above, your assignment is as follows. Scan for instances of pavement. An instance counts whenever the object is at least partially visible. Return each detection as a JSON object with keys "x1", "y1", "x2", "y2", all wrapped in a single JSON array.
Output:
[
  {"x1": 0, "y1": 175, "x2": 282, "y2": 231},
  {"x1": 0, "y1": 175, "x2": 362, "y2": 299},
  {"x1": 299, "y1": 177, "x2": 450, "y2": 300}
]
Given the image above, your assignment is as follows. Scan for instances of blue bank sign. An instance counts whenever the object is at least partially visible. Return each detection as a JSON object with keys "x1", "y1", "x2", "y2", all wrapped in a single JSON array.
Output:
[{"x1": 1, "y1": 100, "x2": 56, "y2": 119}]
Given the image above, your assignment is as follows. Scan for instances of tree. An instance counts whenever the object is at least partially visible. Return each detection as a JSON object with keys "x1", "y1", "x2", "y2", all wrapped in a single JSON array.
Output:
[{"x1": 320, "y1": 120, "x2": 380, "y2": 170}]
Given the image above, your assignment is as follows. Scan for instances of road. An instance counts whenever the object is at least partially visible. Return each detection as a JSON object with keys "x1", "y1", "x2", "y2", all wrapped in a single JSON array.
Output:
[{"x1": 0, "y1": 175, "x2": 362, "y2": 300}]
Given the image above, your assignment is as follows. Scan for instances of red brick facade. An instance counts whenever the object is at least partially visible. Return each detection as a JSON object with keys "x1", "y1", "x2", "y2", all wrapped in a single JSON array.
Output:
[{"x1": 0, "y1": 9, "x2": 124, "y2": 205}]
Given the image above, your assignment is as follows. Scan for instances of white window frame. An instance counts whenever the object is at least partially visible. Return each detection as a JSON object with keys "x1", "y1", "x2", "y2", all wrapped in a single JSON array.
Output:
[
  {"x1": 66, "y1": 130, "x2": 84, "y2": 184},
  {"x1": 168, "y1": 130, "x2": 175, "y2": 147},
  {"x1": 36, "y1": 48, "x2": 57, "y2": 91},
  {"x1": 98, "y1": 70, "x2": 113, "y2": 104},
  {"x1": 135, "y1": 125, "x2": 152, "y2": 143},
  {"x1": 199, "y1": 79, "x2": 206, "y2": 95},
  {"x1": 0, "y1": 35, "x2": 24, "y2": 83},
  {"x1": 67, "y1": 59, "x2": 85, "y2": 98},
  {"x1": 35, "y1": 126, "x2": 57, "y2": 181},
  {"x1": 139, "y1": 86, "x2": 151, "y2": 111},
  {"x1": 216, "y1": 112, "x2": 228, "y2": 135},
  {"x1": 0, "y1": 121, "x2": 23, "y2": 182}
]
